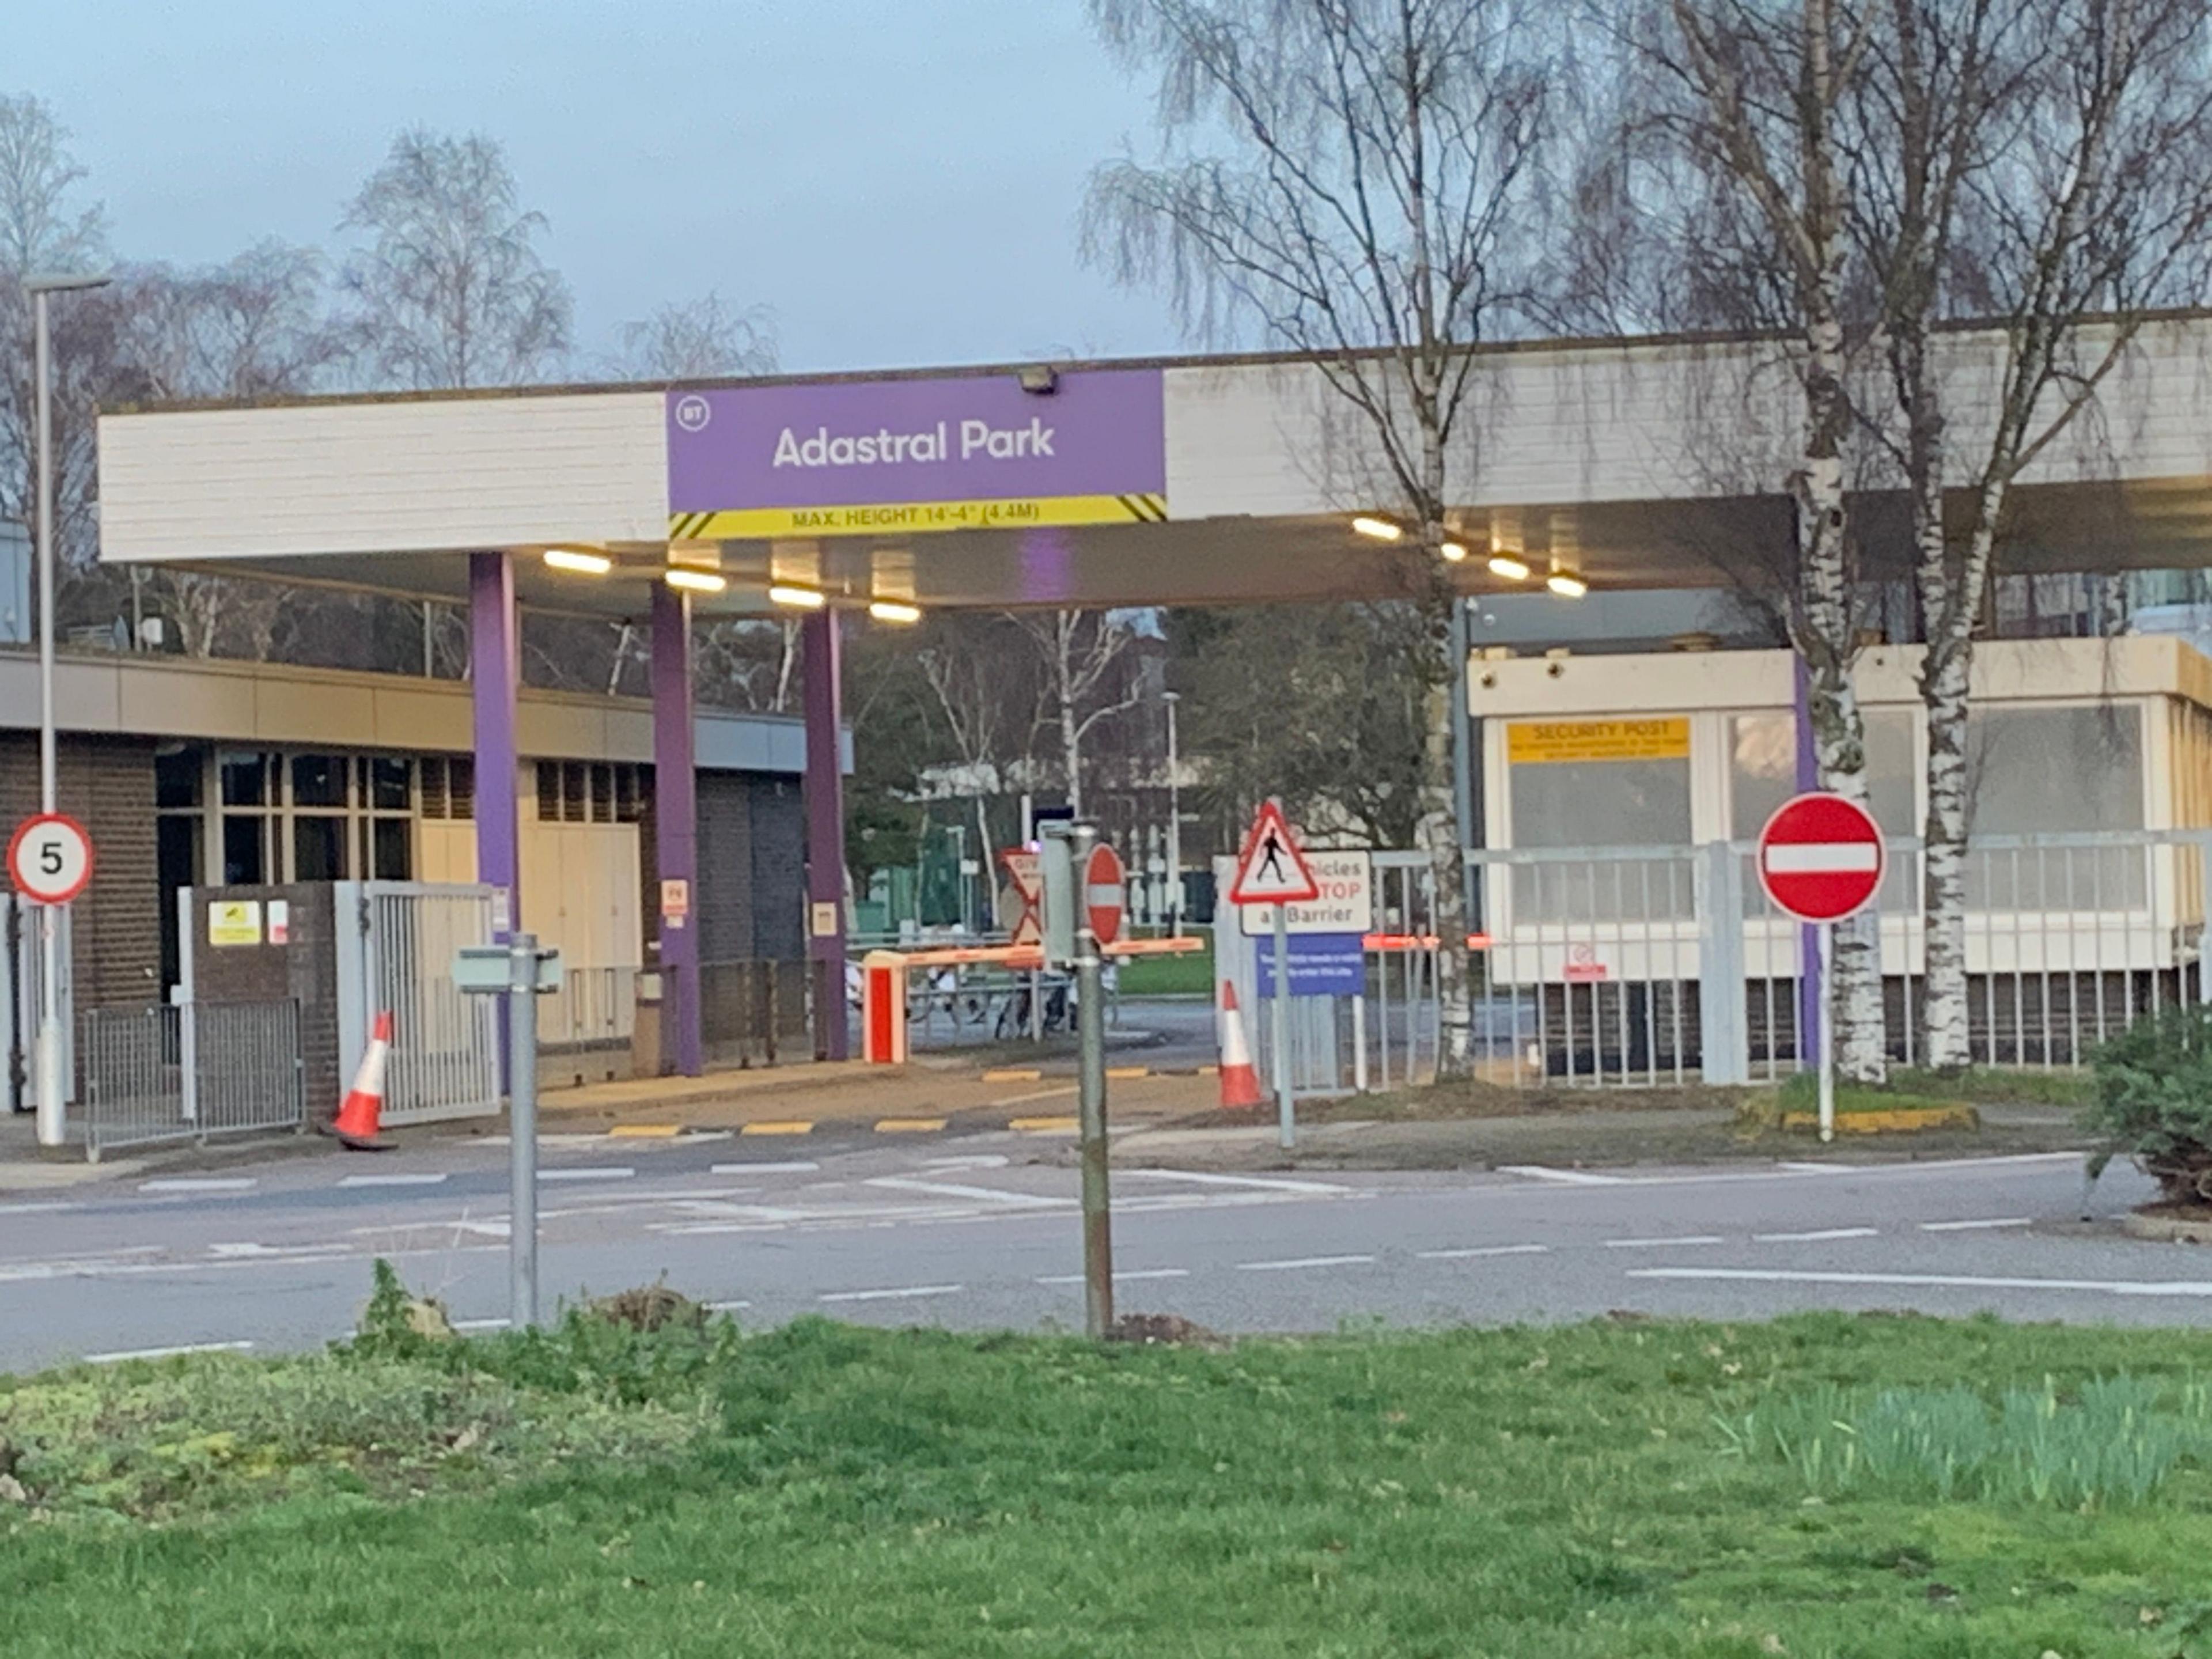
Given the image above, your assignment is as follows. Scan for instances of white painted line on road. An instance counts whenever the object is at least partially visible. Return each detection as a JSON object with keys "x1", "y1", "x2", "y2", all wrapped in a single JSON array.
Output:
[
  {"x1": 1604, "y1": 1235, "x2": 1727, "y2": 1249},
  {"x1": 1920, "y1": 1217, "x2": 2033, "y2": 1232},
  {"x1": 1036, "y1": 1268, "x2": 1191, "y2": 1285},
  {"x1": 1754, "y1": 1227, "x2": 1880, "y2": 1243},
  {"x1": 1629, "y1": 1266, "x2": 2212, "y2": 1298},
  {"x1": 1418, "y1": 1244, "x2": 1550, "y2": 1260},
  {"x1": 452, "y1": 1317, "x2": 510, "y2": 1332},
  {"x1": 1499, "y1": 1165, "x2": 1627, "y2": 1186},
  {"x1": 705, "y1": 1298, "x2": 752, "y2": 1312},
  {"x1": 710, "y1": 1161, "x2": 820, "y2": 1175},
  {"x1": 539, "y1": 1167, "x2": 635, "y2": 1182},
  {"x1": 864, "y1": 1177, "x2": 1067, "y2": 1209},
  {"x1": 140, "y1": 1178, "x2": 256, "y2": 1193},
  {"x1": 1236, "y1": 1254, "x2": 1376, "y2": 1272},
  {"x1": 207, "y1": 1242, "x2": 351, "y2": 1258},
  {"x1": 924, "y1": 1154, "x2": 1012, "y2": 1169},
  {"x1": 86, "y1": 1339, "x2": 253, "y2": 1364},
  {"x1": 819, "y1": 1284, "x2": 964, "y2": 1303},
  {"x1": 1122, "y1": 1169, "x2": 1350, "y2": 1194},
  {"x1": 1778, "y1": 1161, "x2": 1861, "y2": 1174},
  {"x1": 339, "y1": 1173, "x2": 450, "y2": 1188},
  {"x1": 0, "y1": 1201, "x2": 81, "y2": 1215}
]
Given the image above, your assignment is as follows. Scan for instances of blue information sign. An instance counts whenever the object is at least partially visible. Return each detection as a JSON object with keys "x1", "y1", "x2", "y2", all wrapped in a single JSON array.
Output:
[{"x1": 1256, "y1": 932, "x2": 1366, "y2": 998}]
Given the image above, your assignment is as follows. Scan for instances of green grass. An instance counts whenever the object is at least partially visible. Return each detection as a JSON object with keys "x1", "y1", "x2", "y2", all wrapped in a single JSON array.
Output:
[
  {"x1": 1113, "y1": 934, "x2": 1214, "y2": 995},
  {"x1": 1774, "y1": 1071, "x2": 1975, "y2": 1117},
  {"x1": 7, "y1": 1310, "x2": 2212, "y2": 1656}
]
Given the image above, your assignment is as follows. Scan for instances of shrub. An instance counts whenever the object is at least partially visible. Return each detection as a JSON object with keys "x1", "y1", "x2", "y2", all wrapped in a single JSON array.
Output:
[{"x1": 2086, "y1": 1002, "x2": 2212, "y2": 1204}]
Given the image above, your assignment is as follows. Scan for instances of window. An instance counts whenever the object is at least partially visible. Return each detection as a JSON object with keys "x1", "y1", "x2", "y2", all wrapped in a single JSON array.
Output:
[
  {"x1": 536, "y1": 760, "x2": 562, "y2": 821},
  {"x1": 370, "y1": 756, "x2": 411, "y2": 812},
  {"x1": 293, "y1": 815, "x2": 347, "y2": 881},
  {"x1": 369, "y1": 817, "x2": 412, "y2": 880},
  {"x1": 155, "y1": 747, "x2": 203, "y2": 809},
  {"x1": 1965, "y1": 705, "x2": 2145, "y2": 908},
  {"x1": 1507, "y1": 719, "x2": 1693, "y2": 921},
  {"x1": 223, "y1": 815, "x2": 266, "y2": 884},
  {"x1": 1730, "y1": 709, "x2": 1916, "y2": 912},
  {"x1": 220, "y1": 751, "x2": 272, "y2": 807},
  {"x1": 291, "y1": 754, "x2": 348, "y2": 809}
]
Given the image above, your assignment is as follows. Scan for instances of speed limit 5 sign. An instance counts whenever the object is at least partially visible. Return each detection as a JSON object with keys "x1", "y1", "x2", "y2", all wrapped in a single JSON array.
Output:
[{"x1": 7, "y1": 813, "x2": 94, "y2": 905}]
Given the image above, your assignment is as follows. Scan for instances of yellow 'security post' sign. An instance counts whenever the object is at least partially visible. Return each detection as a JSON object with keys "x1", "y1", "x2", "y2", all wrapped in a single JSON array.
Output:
[{"x1": 1506, "y1": 717, "x2": 1691, "y2": 764}]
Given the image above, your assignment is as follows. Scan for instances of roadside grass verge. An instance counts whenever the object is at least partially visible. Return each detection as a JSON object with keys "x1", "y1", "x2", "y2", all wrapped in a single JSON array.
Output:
[
  {"x1": 5, "y1": 1309, "x2": 2212, "y2": 1656},
  {"x1": 1114, "y1": 937, "x2": 1215, "y2": 995}
]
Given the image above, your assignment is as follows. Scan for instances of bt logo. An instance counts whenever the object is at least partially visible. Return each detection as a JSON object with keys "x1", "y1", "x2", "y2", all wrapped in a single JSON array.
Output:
[{"x1": 673, "y1": 395, "x2": 712, "y2": 433}]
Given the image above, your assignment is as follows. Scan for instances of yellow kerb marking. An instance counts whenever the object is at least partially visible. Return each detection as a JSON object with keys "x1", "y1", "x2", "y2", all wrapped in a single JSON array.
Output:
[
  {"x1": 1010, "y1": 1116, "x2": 1080, "y2": 1134},
  {"x1": 1105, "y1": 1066, "x2": 1149, "y2": 1080},
  {"x1": 606, "y1": 1124, "x2": 681, "y2": 1139},
  {"x1": 740, "y1": 1121, "x2": 815, "y2": 1136},
  {"x1": 876, "y1": 1117, "x2": 948, "y2": 1133},
  {"x1": 983, "y1": 1068, "x2": 1043, "y2": 1082}
]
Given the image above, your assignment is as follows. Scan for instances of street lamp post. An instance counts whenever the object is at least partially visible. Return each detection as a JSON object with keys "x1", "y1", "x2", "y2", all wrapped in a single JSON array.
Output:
[
  {"x1": 1162, "y1": 691, "x2": 1182, "y2": 938},
  {"x1": 26, "y1": 271, "x2": 111, "y2": 1148}
]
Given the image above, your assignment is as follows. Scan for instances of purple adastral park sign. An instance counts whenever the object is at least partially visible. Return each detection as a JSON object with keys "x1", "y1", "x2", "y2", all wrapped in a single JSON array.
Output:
[{"x1": 665, "y1": 368, "x2": 1166, "y2": 539}]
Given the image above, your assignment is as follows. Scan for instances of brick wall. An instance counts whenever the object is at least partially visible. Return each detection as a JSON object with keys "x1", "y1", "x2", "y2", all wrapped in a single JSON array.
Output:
[{"x1": 0, "y1": 734, "x2": 161, "y2": 1012}]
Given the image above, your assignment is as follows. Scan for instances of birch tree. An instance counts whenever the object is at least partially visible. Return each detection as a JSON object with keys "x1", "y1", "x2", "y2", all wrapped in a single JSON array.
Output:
[
  {"x1": 1084, "y1": 0, "x2": 1551, "y2": 1075},
  {"x1": 612, "y1": 291, "x2": 778, "y2": 380},
  {"x1": 1850, "y1": 0, "x2": 2212, "y2": 1069},
  {"x1": 1014, "y1": 609, "x2": 1145, "y2": 819},
  {"x1": 1626, "y1": 0, "x2": 1891, "y2": 1081}
]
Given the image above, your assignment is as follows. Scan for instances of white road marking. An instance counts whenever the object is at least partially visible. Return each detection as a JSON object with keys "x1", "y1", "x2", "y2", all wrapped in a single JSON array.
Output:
[
  {"x1": 86, "y1": 1339, "x2": 253, "y2": 1363},
  {"x1": 1036, "y1": 1268, "x2": 1191, "y2": 1285},
  {"x1": 1920, "y1": 1217, "x2": 2033, "y2": 1232},
  {"x1": 710, "y1": 1161, "x2": 819, "y2": 1175},
  {"x1": 819, "y1": 1283, "x2": 964, "y2": 1303},
  {"x1": 339, "y1": 1173, "x2": 449, "y2": 1188},
  {"x1": 1122, "y1": 1169, "x2": 1350, "y2": 1195},
  {"x1": 863, "y1": 1177, "x2": 1067, "y2": 1209},
  {"x1": 1778, "y1": 1161, "x2": 1861, "y2": 1174},
  {"x1": 0, "y1": 1201, "x2": 82, "y2": 1216},
  {"x1": 1605, "y1": 1235, "x2": 1727, "y2": 1249},
  {"x1": 1418, "y1": 1244, "x2": 1550, "y2": 1260},
  {"x1": 704, "y1": 1298, "x2": 751, "y2": 1312},
  {"x1": 452, "y1": 1317, "x2": 510, "y2": 1331},
  {"x1": 1754, "y1": 1226, "x2": 1880, "y2": 1243},
  {"x1": 140, "y1": 1178, "x2": 256, "y2": 1193},
  {"x1": 923, "y1": 1154, "x2": 1012, "y2": 1170},
  {"x1": 1630, "y1": 1267, "x2": 2212, "y2": 1297},
  {"x1": 539, "y1": 1167, "x2": 635, "y2": 1182},
  {"x1": 1236, "y1": 1254, "x2": 1376, "y2": 1272},
  {"x1": 207, "y1": 1242, "x2": 350, "y2": 1258},
  {"x1": 1499, "y1": 1165, "x2": 1627, "y2": 1186}
]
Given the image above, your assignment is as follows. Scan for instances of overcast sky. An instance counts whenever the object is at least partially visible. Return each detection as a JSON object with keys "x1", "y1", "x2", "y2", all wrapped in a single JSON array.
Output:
[{"x1": 18, "y1": 1, "x2": 1187, "y2": 375}]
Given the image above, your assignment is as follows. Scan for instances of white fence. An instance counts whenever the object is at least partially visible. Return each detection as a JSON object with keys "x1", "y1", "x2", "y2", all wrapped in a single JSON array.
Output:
[{"x1": 1217, "y1": 830, "x2": 2211, "y2": 1093}]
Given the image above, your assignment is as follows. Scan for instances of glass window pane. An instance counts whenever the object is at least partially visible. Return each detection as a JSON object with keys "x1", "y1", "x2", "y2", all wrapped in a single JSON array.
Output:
[
  {"x1": 536, "y1": 761, "x2": 560, "y2": 821},
  {"x1": 156, "y1": 747, "x2": 204, "y2": 810},
  {"x1": 372, "y1": 756, "x2": 411, "y2": 812},
  {"x1": 450, "y1": 758, "x2": 475, "y2": 821},
  {"x1": 291, "y1": 754, "x2": 347, "y2": 808},
  {"x1": 1509, "y1": 748, "x2": 1692, "y2": 922},
  {"x1": 219, "y1": 752, "x2": 267, "y2": 807},
  {"x1": 1965, "y1": 706, "x2": 2145, "y2": 908},
  {"x1": 563, "y1": 762, "x2": 588, "y2": 823},
  {"x1": 373, "y1": 817, "x2": 412, "y2": 880},
  {"x1": 1729, "y1": 714, "x2": 1796, "y2": 840},
  {"x1": 292, "y1": 816, "x2": 346, "y2": 881},
  {"x1": 222, "y1": 816, "x2": 265, "y2": 884}
]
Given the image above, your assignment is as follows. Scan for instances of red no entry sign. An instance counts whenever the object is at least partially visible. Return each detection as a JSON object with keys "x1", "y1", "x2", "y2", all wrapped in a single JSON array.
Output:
[
  {"x1": 1758, "y1": 793, "x2": 1884, "y2": 923},
  {"x1": 1085, "y1": 844, "x2": 1126, "y2": 947}
]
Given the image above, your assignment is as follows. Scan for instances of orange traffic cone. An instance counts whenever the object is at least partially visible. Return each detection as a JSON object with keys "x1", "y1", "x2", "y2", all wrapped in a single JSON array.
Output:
[
  {"x1": 1217, "y1": 981, "x2": 1265, "y2": 1110},
  {"x1": 331, "y1": 1011, "x2": 393, "y2": 1150}
]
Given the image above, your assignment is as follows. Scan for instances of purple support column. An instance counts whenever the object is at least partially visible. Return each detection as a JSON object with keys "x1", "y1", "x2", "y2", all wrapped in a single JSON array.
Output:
[
  {"x1": 652, "y1": 583, "x2": 703, "y2": 1077},
  {"x1": 1793, "y1": 653, "x2": 1822, "y2": 1065},
  {"x1": 469, "y1": 552, "x2": 521, "y2": 929},
  {"x1": 802, "y1": 607, "x2": 849, "y2": 1060}
]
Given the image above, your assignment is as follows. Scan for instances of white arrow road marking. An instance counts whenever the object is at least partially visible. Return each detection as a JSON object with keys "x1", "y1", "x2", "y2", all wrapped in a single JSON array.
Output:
[
  {"x1": 86, "y1": 1340, "x2": 252, "y2": 1364},
  {"x1": 1236, "y1": 1254, "x2": 1374, "y2": 1272},
  {"x1": 1629, "y1": 1267, "x2": 2212, "y2": 1297},
  {"x1": 819, "y1": 1284, "x2": 963, "y2": 1303},
  {"x1": 863, "y1": 1177, "x2": 1068, "y2": 1209},
  {"x1": 1499, "y1": 1166, "x2": 1626, "y2": 1186}
]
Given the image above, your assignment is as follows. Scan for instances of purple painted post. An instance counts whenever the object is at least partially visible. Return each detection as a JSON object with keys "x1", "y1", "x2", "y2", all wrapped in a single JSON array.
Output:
[
  {"x1": 469, "y1": 552, "x2": 521, "y2": 927},
  {"x1": 652, "y1": 583, "x2": 703, "y2": 1077},
  {"x1": 802, "y1": 607, "x2": 849, "y2": 1060},
  {"x1": 1793, "y1": 653, "x2": 1822, "y2": 1066}
]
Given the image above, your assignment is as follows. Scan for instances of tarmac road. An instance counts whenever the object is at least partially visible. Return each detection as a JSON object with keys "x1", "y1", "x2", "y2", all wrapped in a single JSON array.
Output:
[{"x1": 0, "y1": 1123, "x2": 2197, "y2": 1373}]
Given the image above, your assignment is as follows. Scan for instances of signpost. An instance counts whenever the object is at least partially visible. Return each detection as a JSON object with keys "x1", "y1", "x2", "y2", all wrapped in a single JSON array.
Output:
[
  {"x1": 454, "y1": 935, "x2": 563, "y2": 1331},
  {"x1": 1757, "y1": 793, "x2": 1885, "y2": 1144},
  {"x1": 9, "y1": 812, "x2": 93, "y2": 1146},
  {"x1": 1228, "y1": 801, "x2": 1321, "y2": 1150},
  {"x1": 1041, "y1": 823, "x2": 1115, "y2": 1339}
]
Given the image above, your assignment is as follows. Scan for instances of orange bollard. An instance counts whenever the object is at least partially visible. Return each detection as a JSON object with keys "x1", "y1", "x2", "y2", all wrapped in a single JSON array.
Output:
[
  {"x1": 1217, "y1": 981, "x2": 1265, "y2": 1109},
  {"x1": 331, "y1": 1010, "x2": 393, "y2": 1150}
]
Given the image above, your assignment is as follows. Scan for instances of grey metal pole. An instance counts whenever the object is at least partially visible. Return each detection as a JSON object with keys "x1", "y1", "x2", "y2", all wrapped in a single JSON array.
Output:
[
  {"x1": 1816, "y1": 921, "x2": 1835, "y2": 1145},
  {"x1": 1272, "y1": 901, "x2": 1294, "y2": 1149},
  {"x1": 507, "y1": 932, "x2": 540, "y2": 1330},
  {"x1": 32, "y1": 289, "x2": 62, "y2": 1149},
  {"x1": 1072, "y1": 823, "x2": 1112, "y2": 1340},
  {"x1": 1164, "y1": 692, "x2": 1183, "y2": 938}
]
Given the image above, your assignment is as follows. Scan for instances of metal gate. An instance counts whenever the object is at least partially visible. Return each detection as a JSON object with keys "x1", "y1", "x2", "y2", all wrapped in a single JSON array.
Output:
[
  {"x1": 335, "y1": 881, "x2": 502, "y2": 1124},
  {"x1": 81, "y1": 1001, "x2": 303, "y2": 1160}
]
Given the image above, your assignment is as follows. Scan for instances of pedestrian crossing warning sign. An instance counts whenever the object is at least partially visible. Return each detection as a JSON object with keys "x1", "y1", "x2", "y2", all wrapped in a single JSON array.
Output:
[{"x1": 1228, "y1": 800, "x2": 1321, "y2": 906}]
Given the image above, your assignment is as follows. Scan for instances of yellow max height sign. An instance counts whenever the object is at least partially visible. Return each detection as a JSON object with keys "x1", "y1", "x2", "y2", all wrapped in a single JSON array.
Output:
[{"x1": 1507, "y1": 718, "x2": 1691, "y2": 764}]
